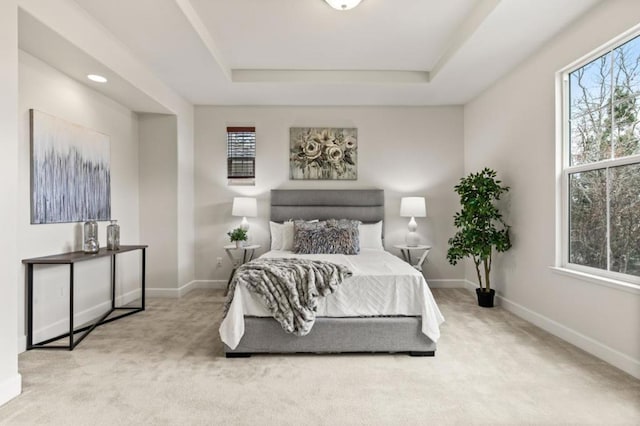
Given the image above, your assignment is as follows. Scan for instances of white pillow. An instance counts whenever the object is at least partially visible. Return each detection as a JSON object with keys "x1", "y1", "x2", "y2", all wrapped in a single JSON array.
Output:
[
  {"x1": 359, "y1": 221, "x2": 384, "y2": 250},
  {"x1": 269, "y1": 221, "x2": 283, "y2": 250},
  {"x1": 281, "y1": 221, "x2": 295, "y2": 251},
  {"x1": 269, "y1": 221, "x2": 294, "y2": 251}
]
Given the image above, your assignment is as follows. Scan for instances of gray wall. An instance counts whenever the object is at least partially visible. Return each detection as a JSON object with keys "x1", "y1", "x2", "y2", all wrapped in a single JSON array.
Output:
[
  {"x1": 17, "y1": 51, "x2": 142, "y2": 346},
  {"x1": 139, "y1": 114, "x2": 179, "y2": 290},
  {"x1": 194, "y1": 105, "x2": 465, "y2": 284},
  {"x1": 464, "y1": 0, "x2": 640, "y2": 376},
  {"x1": 0, "y1": 0, "x2": 20, "y2": 405}
]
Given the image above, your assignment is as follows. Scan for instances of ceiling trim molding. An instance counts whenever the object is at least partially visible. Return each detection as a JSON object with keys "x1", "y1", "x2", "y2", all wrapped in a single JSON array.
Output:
[
  {"x1": 172, "y1": 0, "x2": 501, "y2": 86},
  {"x1": 174, "y1": 0, "x2": 496, "y2": 86},
  {"x1": 430, "y1": 0, "x2": 501, "y2": 80},
  {"x1": 231, "y1": 69, "x2": 430, "y2": 84},
  {"x1": 174, "y1": 0, "x2": 231, "y2": 81}
]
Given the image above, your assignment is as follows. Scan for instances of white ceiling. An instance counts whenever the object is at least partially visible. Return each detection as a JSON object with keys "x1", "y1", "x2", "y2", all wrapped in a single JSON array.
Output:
[
  {"x1": 18, "y1": 10, "x2": 171, "y2": 114},
  {"x1": 194, "y1": 0, "x2": 477, "y2": 71},
  {"x1": 29, "y1": 0, "x2": 603, "y2": 107}
]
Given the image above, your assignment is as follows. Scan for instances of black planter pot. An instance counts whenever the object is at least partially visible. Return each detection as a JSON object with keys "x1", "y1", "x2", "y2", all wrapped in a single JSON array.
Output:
[{"x1": 476, "y1": 288, "x2": 495, "y2": 308}]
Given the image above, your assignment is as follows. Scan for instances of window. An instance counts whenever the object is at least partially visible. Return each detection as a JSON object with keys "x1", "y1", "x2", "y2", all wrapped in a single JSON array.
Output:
[
  {"x1": 560, "y1": 31, "x2": 640, "y2": 285},
  {"x1": 227, "y1": 127, "x2": 255, "y2": 184}
]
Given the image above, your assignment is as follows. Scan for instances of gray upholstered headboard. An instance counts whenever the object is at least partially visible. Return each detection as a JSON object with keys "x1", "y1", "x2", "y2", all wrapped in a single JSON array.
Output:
[{"x1": 270, "y1": 189, "x2": 384, "y2": 223}]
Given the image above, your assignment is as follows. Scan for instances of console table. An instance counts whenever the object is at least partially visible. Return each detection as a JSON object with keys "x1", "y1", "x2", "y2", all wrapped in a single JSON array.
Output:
[{"x1": 22, "y1": 245, "x2": 147, "y2": 350}]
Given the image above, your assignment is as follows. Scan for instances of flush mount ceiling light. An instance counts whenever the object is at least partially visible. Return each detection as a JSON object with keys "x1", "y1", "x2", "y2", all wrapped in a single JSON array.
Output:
[
  {"x1": 324, "y1": 0, "x2": 362, "y2": 11},
  {"x1": 87, "y1": 74, "x2": 107, "y2": 83}
]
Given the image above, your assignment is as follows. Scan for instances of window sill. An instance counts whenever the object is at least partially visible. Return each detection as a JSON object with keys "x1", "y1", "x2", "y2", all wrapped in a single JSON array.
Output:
[
  {"x1": 228, "y1": 178, "x2": 255, "y2": 186},
  {"x1": 549, "y1": 267, "x2": 640, "y2": 295}
]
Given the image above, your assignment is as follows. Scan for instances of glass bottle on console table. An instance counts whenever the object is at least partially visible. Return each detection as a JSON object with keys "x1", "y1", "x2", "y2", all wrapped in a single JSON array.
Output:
[
  {"x1": 83, "y1": 220, "x2": 99, "y2": 253},
  {"x1": 107, "y1": 220, "x2": 120, "y2": 250}
]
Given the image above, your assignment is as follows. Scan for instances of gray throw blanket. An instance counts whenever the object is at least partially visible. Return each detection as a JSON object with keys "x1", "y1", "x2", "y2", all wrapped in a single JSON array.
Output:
[{"x1": 224, "y1": 258, "x2": 352, "y2": 336}]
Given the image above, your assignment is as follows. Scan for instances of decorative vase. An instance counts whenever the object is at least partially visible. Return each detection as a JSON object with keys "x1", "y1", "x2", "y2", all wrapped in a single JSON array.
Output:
[
  {"x1": 235, "y1": 240, "x2": 242, "y2": 248},
  {"x1": 83, "y1": 220, "x2": 99, "y2": 253},
  {"x1": 476, "y1": 288, "x2": 495, "y2": 308},
  {"x1": 84, "y1": 238, "x2": 99, "y2": 254},
  {"x1": 107, "y1": 220, "x2": 120, "y2": 250}
]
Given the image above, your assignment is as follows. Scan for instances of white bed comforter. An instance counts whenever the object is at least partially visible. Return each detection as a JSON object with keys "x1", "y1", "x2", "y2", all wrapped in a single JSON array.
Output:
[{"x1": 219, "y1": 249, "x2": 445, "y2": 349}]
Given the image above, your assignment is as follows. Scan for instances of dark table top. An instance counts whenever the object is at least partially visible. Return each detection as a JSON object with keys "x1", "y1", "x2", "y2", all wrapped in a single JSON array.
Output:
[{"x1": 22, "y1": 245, "x2": 147, "y2": 264}]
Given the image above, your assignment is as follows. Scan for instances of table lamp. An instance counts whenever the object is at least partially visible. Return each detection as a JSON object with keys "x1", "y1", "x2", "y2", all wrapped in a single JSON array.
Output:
[
  {"x1": 232, "y1": 197, "x2": 257, "y2": 231},
  {"x1": 400, "y1": 197, "x2": 426, "y2": 247}
]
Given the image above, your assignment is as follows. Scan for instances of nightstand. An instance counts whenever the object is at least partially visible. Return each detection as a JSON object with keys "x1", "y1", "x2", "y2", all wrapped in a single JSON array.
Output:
[
  {"x1": 224, "y1": 244, "x2": 260, "y2": 295},
  {"x1": 393, "y1": 244, "x2": 432, "y2": 272}
]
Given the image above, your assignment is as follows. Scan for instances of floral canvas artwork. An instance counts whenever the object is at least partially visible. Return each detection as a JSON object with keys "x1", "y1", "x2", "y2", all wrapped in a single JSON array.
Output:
[{"x1": 290, "y1": 127, "x2": 357, "y2": 180}]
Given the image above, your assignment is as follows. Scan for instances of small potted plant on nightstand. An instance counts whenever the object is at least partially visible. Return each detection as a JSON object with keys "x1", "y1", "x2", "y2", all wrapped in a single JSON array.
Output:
[
  {"x1": 446, "y1": 168, "x2": 512, "y2": 308},
  {"x1": 227, "y1": 227, "x2": 248, "y2": 248}
]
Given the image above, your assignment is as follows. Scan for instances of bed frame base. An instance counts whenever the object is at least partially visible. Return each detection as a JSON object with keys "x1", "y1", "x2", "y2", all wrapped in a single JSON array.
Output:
[
  {"x1": 226, "y1": 350, "x2": 435, "y2": 358},
  {"x1": 224, "y1": 316, "x2": 436, "y2": 357},
  {"x1": 225, "y1": 352, "x2": 252, "y2": 358},
  {"x1": 409, "y1": 351, "x2": 435, "y2": 357}
]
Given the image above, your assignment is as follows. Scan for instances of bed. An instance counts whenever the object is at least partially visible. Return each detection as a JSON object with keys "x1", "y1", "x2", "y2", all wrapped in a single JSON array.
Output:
[{"x1": 220, "y1": 189, "x2": 444, "y2": 357}]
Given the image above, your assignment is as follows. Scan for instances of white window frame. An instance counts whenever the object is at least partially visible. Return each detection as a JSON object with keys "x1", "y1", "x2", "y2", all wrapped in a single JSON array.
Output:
[{"x1": 555, "y1": 24, "x2": 640, "y2": 290}]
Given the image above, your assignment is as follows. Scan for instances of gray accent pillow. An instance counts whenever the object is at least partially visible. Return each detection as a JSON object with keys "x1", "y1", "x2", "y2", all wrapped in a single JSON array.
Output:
[
  {"x1": 326, "y1": 219, "x2": 361, "y2": 251},
  {"x1": 293, "y1": 219, "x2": 325, "y2": 231},
  {"x1": 293, "y1": 219, "x2": 360, "y2": 255}
]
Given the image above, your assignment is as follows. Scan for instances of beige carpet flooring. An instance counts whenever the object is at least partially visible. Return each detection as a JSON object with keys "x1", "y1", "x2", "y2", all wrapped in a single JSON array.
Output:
[{"x1": 0, "y1": 288, "x2": 638, "y2": 425}]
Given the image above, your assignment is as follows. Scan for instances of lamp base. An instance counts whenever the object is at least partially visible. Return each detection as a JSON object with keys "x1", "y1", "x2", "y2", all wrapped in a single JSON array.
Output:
[
  {"x1": 405, "y1": 232, "x2": 420, "y2": 247},
  {"x1": 405, "y1": 216, "x2": 419, "y2": 246}
]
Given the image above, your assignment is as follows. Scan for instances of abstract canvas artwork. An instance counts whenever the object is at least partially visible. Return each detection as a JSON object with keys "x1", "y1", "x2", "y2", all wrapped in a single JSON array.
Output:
[
  {"x1": 290, "y1": 127, "x2": 357, "y2": 180},
  {"x1": 30, "y1": 109, "x2": 111, "y2": 224}
]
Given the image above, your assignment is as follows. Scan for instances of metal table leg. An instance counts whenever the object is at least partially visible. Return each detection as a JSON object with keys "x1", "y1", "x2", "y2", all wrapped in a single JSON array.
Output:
[
  {"x1": 69, "y1": 263, "x2": 74, "y2": 350},
  {"x1": 27, "y1": 264, "x2": 33, "y2": 350}
]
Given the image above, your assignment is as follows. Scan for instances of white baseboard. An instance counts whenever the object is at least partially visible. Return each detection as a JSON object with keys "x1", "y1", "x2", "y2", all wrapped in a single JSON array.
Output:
[
  {"x1": 0, "y1": 373, "x2": 21, "y2": 407},
  {"x1": 427, "y1": 279, "x2": 468, "y2": 288},
  {"x1": 18, "y1": 288, "x2": 142, "y2": 353},
  {"x1": 462, "y1": 279, "x2": 477, "y2": 291},
  {"x1": 18, "y1": 279, "x2": 227, "y2": 352},
  {"x1": 146, "y1": 280, "x2": 226, "y2": 298},
  {"x1": 18, "y1": 280, "x2": 223, "y2": 353},
  {"x1": 114, "y1": 288, "x2": 142, "y2": 307},
  {"x1": 460, "y1": 279, "x2": 639, "y2": 378},
  {"x1": 497, "y1": 293, "x2": 640, "y2": 379}
]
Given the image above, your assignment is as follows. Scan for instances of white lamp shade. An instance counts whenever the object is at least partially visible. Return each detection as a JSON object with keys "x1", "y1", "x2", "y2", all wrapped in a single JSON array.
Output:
[
  {"x1": 232, "y1": 197, "x2": 257, "y2": 217},
  {"x1": 400, "y1": 197, "x2": 426, "y2": 218},
  {"x1": 324, "y1": 0, "x2": 362, "y2": 10}
]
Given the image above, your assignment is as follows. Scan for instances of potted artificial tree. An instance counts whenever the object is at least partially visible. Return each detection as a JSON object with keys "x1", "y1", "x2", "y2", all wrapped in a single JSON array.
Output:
[{"x1": 446, "y1": 168, "x2": 512, "y2": 308}]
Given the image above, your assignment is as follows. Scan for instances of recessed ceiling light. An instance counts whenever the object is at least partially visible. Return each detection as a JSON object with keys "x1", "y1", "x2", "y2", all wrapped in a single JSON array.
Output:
[
  {"x1": 87, "y1": 74, "x2": 107, "y2": 83},
  {"x1": 324, "y1": 0, "x2": 362, "y2": 11}
]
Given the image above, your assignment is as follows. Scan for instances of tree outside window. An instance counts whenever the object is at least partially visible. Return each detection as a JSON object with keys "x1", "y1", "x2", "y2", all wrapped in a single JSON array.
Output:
[{"x1": 566, "y1": 34, "x2": 640, "y2": 279}]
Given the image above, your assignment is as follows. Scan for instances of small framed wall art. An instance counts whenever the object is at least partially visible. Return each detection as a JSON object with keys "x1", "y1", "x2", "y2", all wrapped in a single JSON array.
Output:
[{"x1": 290, "y1": 127, "x2": 357, "y2": 180}]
